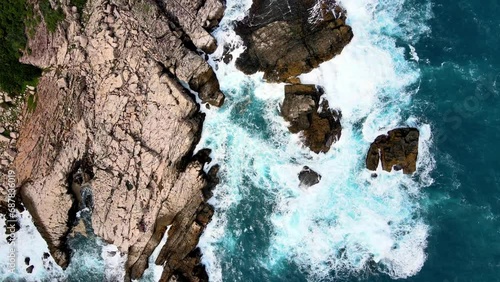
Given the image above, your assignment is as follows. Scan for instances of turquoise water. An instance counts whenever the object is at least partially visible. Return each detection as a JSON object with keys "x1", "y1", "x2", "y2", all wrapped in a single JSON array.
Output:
[{"x1": 198, "y1": 0, "x2": 500, "y2": 281}]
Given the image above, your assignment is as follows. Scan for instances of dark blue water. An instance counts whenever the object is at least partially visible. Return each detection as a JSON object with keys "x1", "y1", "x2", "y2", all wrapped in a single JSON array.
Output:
[{"x1": 410, "y1": 0, "x2": 500, "y2": 281}]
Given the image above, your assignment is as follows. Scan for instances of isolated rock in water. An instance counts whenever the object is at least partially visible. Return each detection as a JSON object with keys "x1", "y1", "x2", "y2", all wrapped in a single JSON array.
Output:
[
  {"x1": 12, "y1": 0, "x2": 224, "y2": 280},
  {"x1": 281, "y1": 84, "x2": 341, "y2": 153},
  {"x1": 366, "y1": 128, "x2": 420, "y2": 174},
  {"x1": 235, "y1": 0, "x2": 353, "y2": 82},
  {"x1": 298, "y1": 166, "x2": 321, "y2": 187}
]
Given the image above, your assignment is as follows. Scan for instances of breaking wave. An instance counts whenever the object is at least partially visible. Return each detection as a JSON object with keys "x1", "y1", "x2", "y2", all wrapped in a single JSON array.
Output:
[{"x1": 198, "y1": 0, "x2": 435, "y2": 281}]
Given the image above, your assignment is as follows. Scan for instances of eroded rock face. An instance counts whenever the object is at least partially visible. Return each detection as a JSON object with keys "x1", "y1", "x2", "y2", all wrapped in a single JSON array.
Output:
[
  {"x1": 235, "y1": 0, "x2": 353, "y2": 82},
  {"x1": 366, "y1": 128, "x2": 420, "y2": 174},
  {"x1": 12, "y1": 0, "x2": 225, "y2": 280},
  {"x1": 298, "y1": 166, "x2": 321, "y2": 187},
  {"x1": 281, "y1": 84, "x2": 341, "y2": 153}
]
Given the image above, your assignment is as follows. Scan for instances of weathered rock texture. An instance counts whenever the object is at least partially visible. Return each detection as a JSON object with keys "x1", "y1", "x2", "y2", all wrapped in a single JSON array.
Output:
[
  {"x1": 366, "y1": 128, "x2": 420, "y2": 174},
  {"x1": 235, "y1": 0, "x2": 353, "y2": 82},
  {"x1": 298, "y1": 166, "x2": 321, "y2": 187},
  {"x1": 11, "y1": 0, "x2": 225, "y2": 280},
  {"x1": 281, "y1": 84, "x2": 341, "y2": 153}
]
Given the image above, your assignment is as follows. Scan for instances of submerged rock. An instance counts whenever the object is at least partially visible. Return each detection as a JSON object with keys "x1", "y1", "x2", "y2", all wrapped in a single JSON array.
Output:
[
  {"x1": 281, "y1": 84, "x2": 342, "y2": 153},
  {"x1": 366, "y1": 128, "x2": 420, "y2": 174},
  {"x1": 298, "y1": 166, "x2": 321, "y2": 187},
  {"x1": 235, "y1": 0, "x2": 353, "y2": 82}
]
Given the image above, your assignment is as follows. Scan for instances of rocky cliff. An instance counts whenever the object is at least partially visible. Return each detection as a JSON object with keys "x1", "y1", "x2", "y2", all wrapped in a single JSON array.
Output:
[{"x1": 10, "y1": 0, "x2": 225, "y2": 280}]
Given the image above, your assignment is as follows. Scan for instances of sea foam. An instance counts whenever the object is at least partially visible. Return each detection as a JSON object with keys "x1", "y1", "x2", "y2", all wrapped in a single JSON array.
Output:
[{"x1": 198, "y1": 0, "x2": 435, "y2": 281}]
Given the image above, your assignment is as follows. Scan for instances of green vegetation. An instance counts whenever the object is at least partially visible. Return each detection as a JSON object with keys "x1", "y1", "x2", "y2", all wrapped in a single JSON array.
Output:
[
  {"x1": 27, "y1": 93, "x2": 37, "y2": 112},
  {"x1": 25, "y1": 3, "x2": 42, "y2": 38},
  {"x1": 70, "y1": 0, "x2": 87, "y2": 12},
  {"x1": 40, "y1": 0, "x2": 65, "y2": 32},
  {"x1": 0, "y1": 0, "x2": 42, "y2": 95}
]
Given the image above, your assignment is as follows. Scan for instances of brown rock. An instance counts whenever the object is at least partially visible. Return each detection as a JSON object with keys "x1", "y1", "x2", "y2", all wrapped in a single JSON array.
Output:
[
  {"x1": 366, "y1": 128, "x2": 420, "y2": 174},
  {"x1": 280, "y1": 84, "x2": 341, "y2": 153},
  {"x1": 235, "y1": 0, "x2": 353, "y2": 82}
]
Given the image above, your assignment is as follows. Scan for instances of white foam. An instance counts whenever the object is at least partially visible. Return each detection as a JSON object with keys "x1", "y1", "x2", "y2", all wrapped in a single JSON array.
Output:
[
  {"x1": 409, "y1": 45, "x2": 420, "y2": 62},
  {"x1": 101, "y1": 243, "x2": 127, "y2": 282},
  {"x1": 0, "y1": 211, "x2": 65, "y2": 281},
  {"x1": 199, "y1": 0, "x2": 435, "y2": 280},
  {"x1": 136, "y1": 225, "x2": 171, "y2": 282}
]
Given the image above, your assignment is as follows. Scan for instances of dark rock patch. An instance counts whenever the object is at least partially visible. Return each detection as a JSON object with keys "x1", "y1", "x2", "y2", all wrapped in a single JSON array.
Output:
[
  {"x1": 26, "y1": 265, "x2": 34, "y2": 273},
  {"x1": 366, "y1": 128, "x2": 419, "y2": 174},
  {"x1": 281, "y1": 84, "x2": 341, "y2": 153},
  {"x1": 298, "y1": 166, "x2": 321, "y2": 187},
  {"x1": 235, "y1": 0, "x2": 353, "y2": 82}
]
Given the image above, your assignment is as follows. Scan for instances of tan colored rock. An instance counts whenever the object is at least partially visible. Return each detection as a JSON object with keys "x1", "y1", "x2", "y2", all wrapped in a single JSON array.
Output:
[
  {"x1": 162, "y1": 0, "x2": 224, "y2": 53},
  {"x1": 14, "y1": 0, "x2": 224, "y2": 280},
  {"x1": 0, "y1": 135, "x2": 8, "y2": 143}
]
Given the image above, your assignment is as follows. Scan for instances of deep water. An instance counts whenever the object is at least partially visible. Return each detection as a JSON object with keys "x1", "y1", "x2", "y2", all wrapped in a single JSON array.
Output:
[{"x1": 408, "y1": 0, "x2": 500, "y2": 281}]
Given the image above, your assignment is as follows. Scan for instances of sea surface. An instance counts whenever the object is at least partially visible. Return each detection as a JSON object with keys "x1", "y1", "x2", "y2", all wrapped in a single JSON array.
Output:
[{"x1": 1, "y1": 0, "x2": 499, "y2": 281}]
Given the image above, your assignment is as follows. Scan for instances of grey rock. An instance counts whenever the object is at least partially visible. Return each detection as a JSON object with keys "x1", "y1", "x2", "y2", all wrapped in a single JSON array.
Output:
[{"x1": 298, "y1": 166, "x2": 321, "y2": 187}]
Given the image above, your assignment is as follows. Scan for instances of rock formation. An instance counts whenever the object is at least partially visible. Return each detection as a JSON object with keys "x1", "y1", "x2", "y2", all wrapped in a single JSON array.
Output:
[
  {"x1": 9, "y1": 0, "x2": 225, "y2": 280},
  {"x1": 281, "y1": 84, "x2": 341, "y2": 153},
  {"x1": 298, "y1": 166, "x2": 321, "y2": 187},
  {"x1": 235, "y1": 0, "x2": 353, "y2": 82},
  {"x1": 366, "y1": 128, "x2": 420, "y2": 174}
]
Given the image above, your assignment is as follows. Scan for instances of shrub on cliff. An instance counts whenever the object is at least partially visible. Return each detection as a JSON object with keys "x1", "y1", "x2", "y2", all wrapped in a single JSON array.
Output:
[
  {"x1": 39, "y1": 0, "x2": 65, "y2": 32},
  {"x1": 0, "y1": 0, "x2": 41, "y2": 95}
]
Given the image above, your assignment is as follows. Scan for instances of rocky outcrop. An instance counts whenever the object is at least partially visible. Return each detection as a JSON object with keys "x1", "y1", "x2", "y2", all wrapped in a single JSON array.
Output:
[
  {"x1": 281, "y1": 84, "x2": 341, "y2": 153},
  {"x1": 298, "y1": 166, "x2": 321, "y2": 187},
  {"x1": 11, "y1": 0, "x2": 225, "y2": 280},
  {"x1": 235, "y1": 0, "x2": 353, "y2": 82},
  {"x1": 0, "y1": 89, "x2": 26, "y2": 173},
  {"x1": 162, "y1": 0, "x2": 225, "y2": 54},
  {"x1": 366, "y1": 128, "x2": 419, "y2": 174}
]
